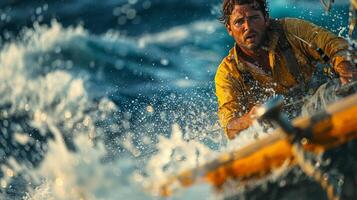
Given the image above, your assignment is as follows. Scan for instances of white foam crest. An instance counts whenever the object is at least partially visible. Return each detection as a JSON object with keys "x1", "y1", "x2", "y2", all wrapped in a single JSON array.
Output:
[
  {"x1": 138, "y1": 28, "x2": 189, "y2": 48},
  {"x1": 0, "y1": 21, "x2": 89, "y2": 114},
  {"x1": 223, "y1": 121, "x2": 273, "y2": 152},
  {"x1": 0, "y1": 43, "x2": 26, "y2": 78},
  {"x1": 0, "y1": 21, "x2": 122, "y2": 199},
  {"x1": 0, "y1": 22, "x2": 98, "y2": 131},
  {"x1": 21, "y1": 20, "x2": 87, "y2": 53},
  {"x1": 0, "y1": 157, "x2": 27, "y2": 189},
  {"x1": 24, "y1": 180, "x2": 54, "y2": 200},
  {"x1": 0, "y1": 20, "x2": 87, "y2": 79},
  {"x1": 24, "y1": 133, "x2": 103, "y2": 200},
  {"x1": 135, "y1": 120, "x2": 272, "y2": 197},
  {"x1": 0, "y1": 20, "x2": 86, "y2": 74},
  {"x1": 8, "y1": 70, "x2": 91, "y2": 136},
  {"x1": 0, "y1": 69, "x2": 105, "y2": 198},
  {"x1": 137, "y1": 20, "x2": 219, "y2": 48},
  {"x1": 24, "y1": 131, "x2": 154, "y2": 200},
  {"x1": 138, "y1": 123, "x2": 217, "y2": 195}
]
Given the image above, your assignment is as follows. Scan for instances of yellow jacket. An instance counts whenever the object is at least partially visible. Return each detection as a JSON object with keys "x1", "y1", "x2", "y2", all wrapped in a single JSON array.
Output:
[{"x1": 215, "y1": 18, "x2": 350, "y2": 134}]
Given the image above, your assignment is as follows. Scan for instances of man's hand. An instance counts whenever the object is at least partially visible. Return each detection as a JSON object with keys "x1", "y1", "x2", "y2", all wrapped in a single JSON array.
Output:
[
  {"x1": 335, "y1": 61, "x2": 357, "y2": 85},
  {"x1": 226, "y1": 105, "x2": 260, "y2": 140},
  {"x1": 248, "y1": 105, "x2": 260, "y2": 120}
]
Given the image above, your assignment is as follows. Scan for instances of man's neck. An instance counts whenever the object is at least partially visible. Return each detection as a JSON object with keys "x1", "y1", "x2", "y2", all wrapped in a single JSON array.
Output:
[{"x1": 240, "y1": 47, "x2": 267, "y2": 60}]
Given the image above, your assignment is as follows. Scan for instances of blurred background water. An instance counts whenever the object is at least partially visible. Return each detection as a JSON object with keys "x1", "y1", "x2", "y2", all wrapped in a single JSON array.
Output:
[{"x1": 0, "y1": 0, "x2": 353, "y2": 199}]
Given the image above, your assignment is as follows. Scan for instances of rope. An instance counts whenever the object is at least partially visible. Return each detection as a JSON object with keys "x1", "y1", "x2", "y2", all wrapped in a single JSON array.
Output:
[
  {"x1": 348, "y1": 3, "x2": 357, "y2": 37},
  {"x1": 320, "y1": 0, "x2": 334, "y2": 12},
  {"x1": 292, "y1": 141, "x2": 343, "y2": 200}
]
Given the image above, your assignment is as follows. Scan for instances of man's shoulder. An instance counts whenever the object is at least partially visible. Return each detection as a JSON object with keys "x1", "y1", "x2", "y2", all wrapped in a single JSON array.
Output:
[
  {"x1": 278, "y1": 17, "x2": 316, "y2": 31},
  {"x1": 217, "y1": 47, "x2": 235, "y2": 72},
  {"x1": 215, "y1": 46, "x2": 243, "y2": 84},
  {"x1": 279, "y1": 17, "x2": 310, "y2": 25}
]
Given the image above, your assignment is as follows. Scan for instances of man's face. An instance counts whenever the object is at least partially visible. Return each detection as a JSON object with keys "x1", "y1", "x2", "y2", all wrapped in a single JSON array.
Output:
[{"x1": 226, "y1": 4, "x2": 268, "y2": 52}]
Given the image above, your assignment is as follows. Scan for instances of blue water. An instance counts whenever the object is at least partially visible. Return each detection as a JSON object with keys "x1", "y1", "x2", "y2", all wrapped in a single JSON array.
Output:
[{"x1": 0, "y1": 0, "x2": 353, "y2": 199}]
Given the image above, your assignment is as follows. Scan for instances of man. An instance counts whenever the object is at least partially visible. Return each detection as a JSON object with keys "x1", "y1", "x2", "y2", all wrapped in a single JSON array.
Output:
[{"x1": 215, "y1": 0, "x2": 357, "y2": 139}]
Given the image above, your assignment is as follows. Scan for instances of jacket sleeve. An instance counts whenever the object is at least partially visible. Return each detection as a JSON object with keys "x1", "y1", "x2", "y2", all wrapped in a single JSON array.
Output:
[
  {"x1": 215, "y1": 59, "x2": 246, "y2": 133},
  {"x1": 282, "y1": 18, "x2": 350, "y2": 73}
]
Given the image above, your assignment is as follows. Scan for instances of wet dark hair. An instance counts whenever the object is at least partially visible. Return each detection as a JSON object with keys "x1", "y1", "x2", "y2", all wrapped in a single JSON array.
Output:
[{"x1": 219, "y1": 0, "x2": 268, "y2": 25}]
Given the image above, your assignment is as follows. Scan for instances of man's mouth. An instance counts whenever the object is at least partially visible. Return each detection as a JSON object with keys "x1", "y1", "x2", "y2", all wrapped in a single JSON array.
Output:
[{"x1": 245, "y1": 33, "x2": 257, "y2": 43}]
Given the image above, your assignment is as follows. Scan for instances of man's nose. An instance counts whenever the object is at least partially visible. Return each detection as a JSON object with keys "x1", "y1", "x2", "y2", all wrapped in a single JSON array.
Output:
[{"x1": 243, "y1": 19, "x2": 252, "y2": 31}]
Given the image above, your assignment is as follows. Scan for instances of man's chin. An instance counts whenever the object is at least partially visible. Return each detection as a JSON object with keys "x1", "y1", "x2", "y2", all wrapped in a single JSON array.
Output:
[
  {"x1": 237, "y1": 42, "x2": 261, "y2": 53},
  {"x1": 246, "y1": 37, "x2": 264, "y2": 50},
  {"x1": 244, "y1": 43, "x2": 260, "y2": 51}
]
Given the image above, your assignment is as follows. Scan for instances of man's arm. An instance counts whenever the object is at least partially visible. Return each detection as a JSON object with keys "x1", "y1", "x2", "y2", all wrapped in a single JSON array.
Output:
[
  {"x1": 226, "y1": 105, "x2": 258, "y2": 139},
  {"x1": 334, "y1": 60, "x2": 357, "y2": 84},
  {"x1": 283, "y1": 18, "x2": 357, "y2": 83},
  {"x1": 215, "y1": 59, "x2": 253, "y2": 139}
]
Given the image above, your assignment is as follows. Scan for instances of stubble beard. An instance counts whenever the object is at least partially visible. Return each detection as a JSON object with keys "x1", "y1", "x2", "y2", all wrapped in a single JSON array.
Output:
[{"x1": 243, "y1": 32, "x2": 267, "y2": 52}]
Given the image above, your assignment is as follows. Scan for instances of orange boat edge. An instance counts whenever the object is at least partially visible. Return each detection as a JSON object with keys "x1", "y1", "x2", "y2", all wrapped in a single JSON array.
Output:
[{"x1": 159, "y1": 93, "x2": 357, "y2": 197}]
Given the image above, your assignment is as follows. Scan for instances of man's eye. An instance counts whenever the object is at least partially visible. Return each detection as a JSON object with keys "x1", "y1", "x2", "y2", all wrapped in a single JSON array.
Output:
[
  {"x1": 235, "y1": 20, "x2": 244, "y2": 25},
  {"x1": 251, "y1": 16, "x2": 260, "y2": 20}
]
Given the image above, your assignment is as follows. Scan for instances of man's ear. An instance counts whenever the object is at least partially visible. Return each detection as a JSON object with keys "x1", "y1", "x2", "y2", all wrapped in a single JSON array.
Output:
[{"x1": 226, "y1": 24, "x2": 233, "y2": 36}]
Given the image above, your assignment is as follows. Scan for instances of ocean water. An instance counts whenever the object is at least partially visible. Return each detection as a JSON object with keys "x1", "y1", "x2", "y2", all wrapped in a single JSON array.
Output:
[{"x1": 0, "y1": 0, "x2": 354, "y2": 200}]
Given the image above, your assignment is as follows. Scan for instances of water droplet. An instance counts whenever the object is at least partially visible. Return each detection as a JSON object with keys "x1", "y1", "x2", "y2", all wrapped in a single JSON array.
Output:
[
  {"x1": 160, "y1": 58, "x2": 169, "y2": 66},
  {"x1": 142, "y1": 0, "x2": 151, "y2": 9},
  {"x1": 35, "y1": 7, "x2": 42, "y2": 15},
  {"x1": 128, "y1": 0, "x2": 138, "y2": 4},
  {"x1": 118, "y1": 16, "x2": 127, "y2": 25},
  {"x1": 126, "y1": 9, "x2": 136, "y2": 20},
  {"x1": 65, "y1": 111, "x2": 72, "y2": 119},
  {"x1": 1, "y1": 180, "x2": 7, "y2": 188},
  {"x1": 146, "y1": 105, "x2": 154, "y2": 113},
  {"x1": 55, "y1": 178, "x2": 64, "y2": 186},
  {"x1": 300, "y1": 138, "x2": 309, "y2": 145}
]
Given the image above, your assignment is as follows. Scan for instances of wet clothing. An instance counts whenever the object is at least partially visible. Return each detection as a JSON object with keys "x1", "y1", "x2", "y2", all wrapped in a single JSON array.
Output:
[{"x1": 215, "y1": 18, "x2": 350, "y2": 134}]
